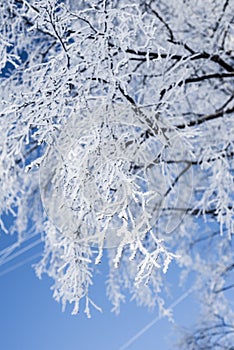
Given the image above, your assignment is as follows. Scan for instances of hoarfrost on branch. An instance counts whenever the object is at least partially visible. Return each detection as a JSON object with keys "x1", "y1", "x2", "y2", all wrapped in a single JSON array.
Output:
[{"x1": 0, "y1": 0, "x2": 233, "y2": 346}]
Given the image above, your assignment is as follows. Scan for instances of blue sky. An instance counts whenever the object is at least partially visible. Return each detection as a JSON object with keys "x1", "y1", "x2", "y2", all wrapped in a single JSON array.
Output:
[{"x1": 0, "y1": 231, "x2": 198, "y2": 350}]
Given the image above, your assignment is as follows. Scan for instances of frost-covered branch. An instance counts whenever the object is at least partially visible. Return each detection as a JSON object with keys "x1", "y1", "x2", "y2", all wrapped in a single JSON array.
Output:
[{"x1": 0, "y1": 1, "x2": 233, "y2": 336}]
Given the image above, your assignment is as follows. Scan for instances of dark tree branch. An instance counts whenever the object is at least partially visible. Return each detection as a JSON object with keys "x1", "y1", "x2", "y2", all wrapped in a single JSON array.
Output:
[
  {"x1": 46, "y1": 9, "x2": 70, "y2": 68},
  {"x1": 160, "y1": 73, "x2": 234, "y2": 99},
  {"x1": 128, "y1": 49, "x2": 234, "y2": 72},
  {"x1": 176, "y1": 106, "x2": 234, "y2": 129},
  {"x1": 118, "y1": 84, "x2": 163, "y2": 137},
  {"x1": 214, "y1": 283, "x2": 234, "y2": 294},
  {"x1": 146, "y1": 2, "x2": 174, "y2": 41},
  {"x1": 145, "y1": 2, "x2": 195, "y2": 54},
  {"x1": 161, "y1": 206, "x2": 233, "y2": 218}
]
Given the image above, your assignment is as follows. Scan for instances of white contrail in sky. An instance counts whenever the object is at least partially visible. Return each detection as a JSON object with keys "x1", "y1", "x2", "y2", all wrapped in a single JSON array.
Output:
[{"x1": 118, "y1": 287, "x2": 194, "y2": 350}]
